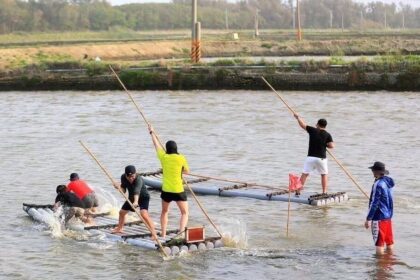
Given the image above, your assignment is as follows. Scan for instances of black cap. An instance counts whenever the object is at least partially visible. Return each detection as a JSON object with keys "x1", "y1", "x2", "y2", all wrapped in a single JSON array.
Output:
[
  {"x1": 125, "y1": 165, "x2": 136, "y2": 176},
  {"x1": 70, "y1": 173, "x2": 79, "y2": 181},
  {"x1": 368, "y1": 161, "x2": 389, "y2": 175}
]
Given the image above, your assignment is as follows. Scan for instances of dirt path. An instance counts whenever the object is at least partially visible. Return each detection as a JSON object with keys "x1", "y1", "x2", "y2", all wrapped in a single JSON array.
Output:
[{"x1": 0, "y1": 38, "x2": 418, "y2": 69}]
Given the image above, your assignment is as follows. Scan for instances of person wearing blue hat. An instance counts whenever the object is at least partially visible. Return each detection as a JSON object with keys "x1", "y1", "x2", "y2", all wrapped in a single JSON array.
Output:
[{"x1": 365, "y1": 161, "x2": 395, "y2": 255}]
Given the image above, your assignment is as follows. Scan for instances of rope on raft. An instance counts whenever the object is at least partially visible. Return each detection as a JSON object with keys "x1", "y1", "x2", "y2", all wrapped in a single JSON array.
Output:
[
  {"x1": 266, "y1": 190, "x2": 290, "y2": 199},
  {"x1": 218, "y1": 183, "x2": 249, "y2": 195},
  {"x1": 141, "y1": 170, "x2": 289, "y2": 192}
]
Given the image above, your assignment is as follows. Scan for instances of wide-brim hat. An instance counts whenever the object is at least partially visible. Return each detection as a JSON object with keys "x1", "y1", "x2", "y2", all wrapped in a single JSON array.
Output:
[{"x1": 368, "y1": 161, "x2": 389, "y2": 175}]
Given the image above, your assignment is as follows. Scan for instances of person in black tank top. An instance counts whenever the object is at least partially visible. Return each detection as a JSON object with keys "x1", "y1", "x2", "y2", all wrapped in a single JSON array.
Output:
[{"x1": 294, "y1": 114, "x2": 334, "y2": 194}]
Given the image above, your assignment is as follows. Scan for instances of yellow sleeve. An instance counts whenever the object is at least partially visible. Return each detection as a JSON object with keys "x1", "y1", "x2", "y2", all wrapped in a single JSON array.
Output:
[
  {"x1": 182, "y1": 155, "x2": 189, "y2": 172},
  {"x1": 157, "y1": 148, "x2": 165, "y2": 161}
]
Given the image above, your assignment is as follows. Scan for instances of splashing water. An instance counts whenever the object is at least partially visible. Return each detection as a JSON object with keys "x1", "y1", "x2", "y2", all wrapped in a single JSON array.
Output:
[{"x1": 219, "y1": 218, "x2": 248, "y2": 249}]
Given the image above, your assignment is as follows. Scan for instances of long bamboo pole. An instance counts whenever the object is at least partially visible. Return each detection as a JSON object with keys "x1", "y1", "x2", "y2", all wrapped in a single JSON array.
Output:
[
  {"x1": 183, "y1": 179, "x2": 223, "y2": 237},
  {"x1": 261, "y1": 76, "x2": 369, "y2": 199},
  {"x1": 286, "y1": 191, "x2": 291, "y2": 237},
  {"x1": 108, "y1": 65, "x2": 165, "y2": 148},
  {"x1": 79, "y1": 141, "x2": 169, "y2": 258},
  {"x1": 109, "y1": 66, "x2": 223, "y2": 237}
]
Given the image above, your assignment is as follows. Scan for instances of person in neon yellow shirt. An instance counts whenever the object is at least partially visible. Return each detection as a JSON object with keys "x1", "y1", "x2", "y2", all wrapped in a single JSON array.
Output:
[{"x1": 148, "y1": 124, "x2": 190, "y2": 238}]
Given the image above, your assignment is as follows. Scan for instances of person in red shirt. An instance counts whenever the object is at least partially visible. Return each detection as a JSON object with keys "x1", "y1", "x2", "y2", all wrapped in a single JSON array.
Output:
[{"x1": 66, "y1": 173, "x2": 99, "y2": 210}]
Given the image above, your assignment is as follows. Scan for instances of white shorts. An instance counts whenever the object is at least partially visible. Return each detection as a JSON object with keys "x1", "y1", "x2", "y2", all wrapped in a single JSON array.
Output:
[{"x1": 303, "y1": 156, "x2": 328, "y2": 175}]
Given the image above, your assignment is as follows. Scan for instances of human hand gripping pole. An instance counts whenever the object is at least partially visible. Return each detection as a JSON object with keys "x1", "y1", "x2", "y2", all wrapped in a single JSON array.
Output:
[
  {"x1": 79, "y1": 140, "x2": 169, "y2": 258},
  {"x1": 261, "y1": 76, "x2": 369, "y2": 199}
]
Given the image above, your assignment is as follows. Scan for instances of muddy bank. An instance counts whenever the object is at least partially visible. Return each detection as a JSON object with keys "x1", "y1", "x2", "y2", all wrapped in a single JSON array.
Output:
[{"x1": 0, "y1": 65, "x2": 418, "y2": 91}]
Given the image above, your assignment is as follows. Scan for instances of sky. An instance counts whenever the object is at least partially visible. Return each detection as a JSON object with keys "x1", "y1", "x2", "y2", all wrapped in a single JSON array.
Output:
[{"x1": 107, "y1": 0, "x2": 420, "y2": 7}]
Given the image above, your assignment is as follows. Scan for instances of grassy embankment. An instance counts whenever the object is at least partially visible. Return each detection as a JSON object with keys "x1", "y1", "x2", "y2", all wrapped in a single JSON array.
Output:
[{"x1": 0, "y1": 29, "x2": 418, "y2": 90}]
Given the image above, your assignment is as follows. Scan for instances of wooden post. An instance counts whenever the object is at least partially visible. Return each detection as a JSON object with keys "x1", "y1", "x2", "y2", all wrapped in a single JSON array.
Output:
[{"x1": 286, "y1": 191, "x2": 291, "y2": 237}]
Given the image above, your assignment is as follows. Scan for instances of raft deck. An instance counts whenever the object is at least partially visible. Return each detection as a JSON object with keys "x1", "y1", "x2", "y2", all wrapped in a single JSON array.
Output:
[
  {"x1": 141, "y1": 170, "x2": 348, "y2": 206},
  {"x1": 22, "y1": 203, "x2": 223, "y2": 255}
]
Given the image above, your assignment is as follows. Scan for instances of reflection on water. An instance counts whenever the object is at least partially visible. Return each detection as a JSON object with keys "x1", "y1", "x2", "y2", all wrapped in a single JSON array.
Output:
[
  {"x1": 369, "y1": 252, "x2": 404, "y2": 280},
  {"x1": 0, "y1": 90, "x2": 419, "y2": 279}
]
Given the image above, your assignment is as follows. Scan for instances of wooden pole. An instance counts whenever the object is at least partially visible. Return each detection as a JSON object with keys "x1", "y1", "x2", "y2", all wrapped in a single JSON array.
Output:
[
  {"x1": 323, "y1": 150, "x2": 369, "y2": 198},
  {"x1": 261, "y1": 76, "x2": 369, "y2": 199},
  {"x1": 183, "y1": 179, "x2": 223, "y2": 237},
  {"x1": 108, "y1": 66, "x2": 148, "y2": 124},
  {"x1": 286, "y1": 191, "x2": 291, "y2": 237},
  {"x1": 108, "y1": 65, "x2": 165, "y2": 148},
  {"x1": 79, "y1": 141, "x2": 169, "y2": 258}
]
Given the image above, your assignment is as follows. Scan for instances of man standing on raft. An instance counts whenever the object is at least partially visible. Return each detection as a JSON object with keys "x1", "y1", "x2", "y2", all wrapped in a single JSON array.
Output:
[
  {"x1": 148, "y1": 124, "x2": 190, "y2": 238},
  {"x1": 112, "y1": 165, "x2": 157, "y2": 237},
  {"x1": 294, "y1": 114, "x2": 334, "y2": 195}
]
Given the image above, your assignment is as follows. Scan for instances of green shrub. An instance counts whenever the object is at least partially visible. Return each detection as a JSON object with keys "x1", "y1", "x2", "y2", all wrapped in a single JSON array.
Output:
[{"x1": 84, "y1": 61, "x2": 108, "y2": 76}]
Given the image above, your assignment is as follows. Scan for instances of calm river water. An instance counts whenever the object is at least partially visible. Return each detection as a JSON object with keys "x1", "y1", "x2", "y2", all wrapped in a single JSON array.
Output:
[{"x1": 0, "y1": 90, "x2": 419, "y2": 280}]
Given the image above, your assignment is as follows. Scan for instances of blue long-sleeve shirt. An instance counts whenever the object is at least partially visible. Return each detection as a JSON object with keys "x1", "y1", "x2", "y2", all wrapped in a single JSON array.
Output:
[{"x1": 366, "y1": 176, "x2": 394, "y2": 221}]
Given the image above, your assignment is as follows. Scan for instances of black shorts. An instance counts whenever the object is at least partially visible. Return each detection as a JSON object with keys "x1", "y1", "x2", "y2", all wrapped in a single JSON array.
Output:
[
  {"x1": 121, "y1": 196, "x2": 150, "y2": 211},
  {"x1": 161, "y1": 191, "x2": 187, "y2": 203},
  {"x1": 82, "y1": 193, "x2": 99, "y2": 209}
]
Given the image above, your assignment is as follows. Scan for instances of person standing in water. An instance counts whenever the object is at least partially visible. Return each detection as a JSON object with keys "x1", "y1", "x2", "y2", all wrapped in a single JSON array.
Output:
[
  {"x1": 365, "y1": 161, "x2": 395, "y2": 255},
  {"x1": 294, "y1": 114, "x2": 334, "y2": 195},
  {"x1": 148, "y1": 124, "x2": 189, "y2": 238}
]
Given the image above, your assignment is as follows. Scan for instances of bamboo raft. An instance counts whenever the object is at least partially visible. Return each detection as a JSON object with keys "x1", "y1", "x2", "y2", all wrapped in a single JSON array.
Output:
[
  {"x1": 141, "y1": 170, "x2": 349, "y2": 206},
  {"x1": 22, "y1": 203, "x2": 223, "y2": 255}
]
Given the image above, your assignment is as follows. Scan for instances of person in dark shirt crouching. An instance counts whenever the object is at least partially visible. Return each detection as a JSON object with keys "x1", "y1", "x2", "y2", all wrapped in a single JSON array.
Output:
[{"x1": 54, "y1": 185, "x2": 92, "y2": 224}]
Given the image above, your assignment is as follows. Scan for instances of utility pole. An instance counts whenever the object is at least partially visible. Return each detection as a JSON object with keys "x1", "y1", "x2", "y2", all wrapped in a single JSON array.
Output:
[
  {"x1": 191, "y1": 0, "x2": 201, "y2": 63},
  {"x1": 402, "y1": 12, "x2": 405, "y2": 29},
  {"x1": 254, "y1": 9, "x2": 259, "y2": 37},
  {"x1": 341, "y1": 13, "x2": 344, "y2": 31},
  {"x1": 296, "y1": 0, "x2": 302, "y2": 41},
  {"x1": 225, "y1": 9, "x2": 229, "y2": 30},
  {"x1": 384, "y1": 10, "x2": 387, "y2": 29},
  {"x1": 329, "y1": 10, "x2": 333, "y2": 29},
  {"x1": 192, "y1": 0, "x2": 197, "y2": 40},
  {"x1": 360, "y1": 10, "x2": 363, "y2": 28}
]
